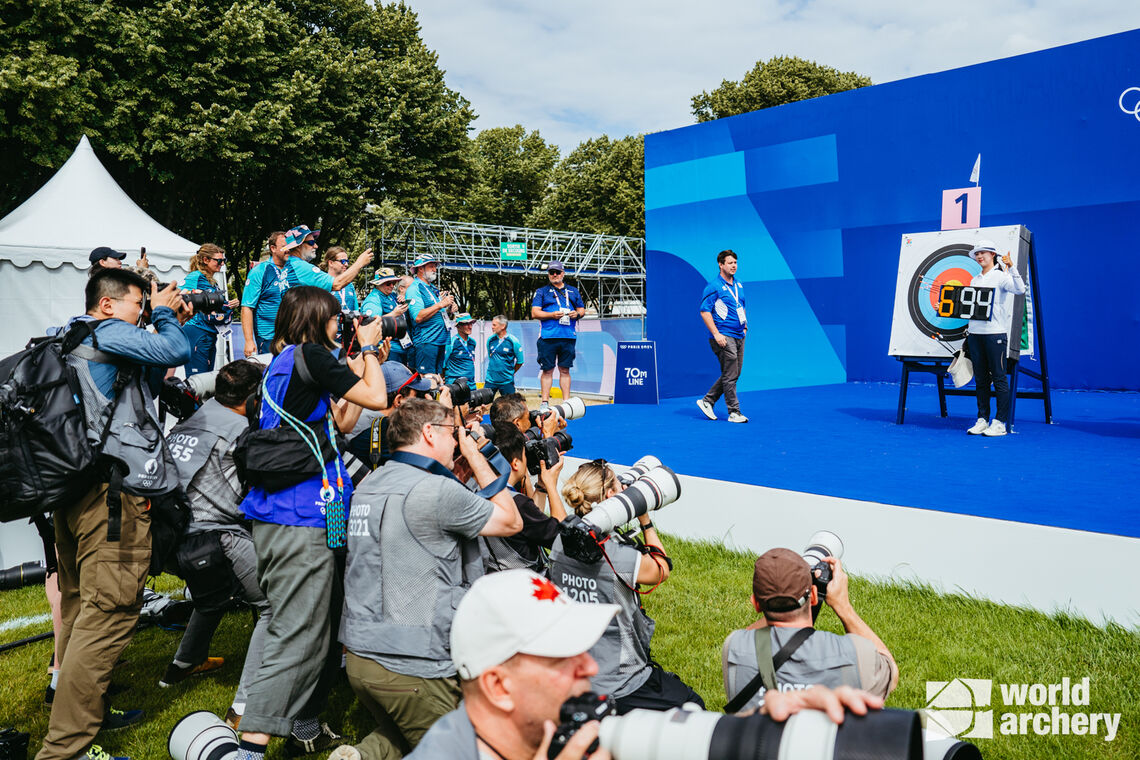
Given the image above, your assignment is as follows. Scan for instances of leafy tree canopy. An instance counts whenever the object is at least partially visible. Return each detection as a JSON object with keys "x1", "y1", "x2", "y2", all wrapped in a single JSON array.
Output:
[
  {"x1": 692, "y1": 55, "x2": 871, "y2": 122},
  {"x1": 462, "y1": 125, "x2": 559, "y2": 228}
]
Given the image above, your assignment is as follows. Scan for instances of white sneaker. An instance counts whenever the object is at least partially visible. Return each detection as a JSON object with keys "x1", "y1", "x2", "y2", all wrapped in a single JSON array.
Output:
[
  {"x1": 727, "y1": 412, "x2": 749, "y2": 423},
  {"x1": 967, "y1": 418, "x2": 988, "y2": 435},
  {"x1": 696, "y1": 399, "x2": 717, "y2": 420},
  {"x1": 982, "y1": 419, "x2": 1007, "y2": 437},
  {"x1": 327, "y1": 746, "x2": 361, "y2": 760}
]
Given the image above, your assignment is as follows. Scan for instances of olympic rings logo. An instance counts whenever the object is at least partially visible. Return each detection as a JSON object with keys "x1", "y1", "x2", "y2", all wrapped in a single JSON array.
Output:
[{"x1": 1119, "y1": 87, "x2": 1140, "y2": 121}]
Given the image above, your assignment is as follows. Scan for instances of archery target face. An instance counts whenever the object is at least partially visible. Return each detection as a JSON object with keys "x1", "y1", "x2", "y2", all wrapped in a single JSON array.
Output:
[{"x1": 889, "y1": 225, "x2": 1028, "y2": 358}]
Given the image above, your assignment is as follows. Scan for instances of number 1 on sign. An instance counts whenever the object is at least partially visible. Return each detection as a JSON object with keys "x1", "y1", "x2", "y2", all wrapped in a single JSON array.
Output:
[
  {"x1": 940, "y1": 187, "x2": 981, "y2": 230},
  {"x1": 954, "y1": 192, "x2": 969, "y2": 225}
]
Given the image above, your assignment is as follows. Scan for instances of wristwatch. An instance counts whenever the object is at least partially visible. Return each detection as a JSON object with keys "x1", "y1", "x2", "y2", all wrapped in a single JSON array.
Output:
[
  {"x1": 360, "y1": 344, "x2": 380, "y2": 357},
  {"x1": 641, "y1": 520, "x2": 655, "y2": 532}
]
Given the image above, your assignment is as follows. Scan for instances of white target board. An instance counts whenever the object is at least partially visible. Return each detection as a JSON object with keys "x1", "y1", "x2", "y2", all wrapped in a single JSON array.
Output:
[{"x1": 888, "y1": 225, "x2": 1032, "y2": 359}]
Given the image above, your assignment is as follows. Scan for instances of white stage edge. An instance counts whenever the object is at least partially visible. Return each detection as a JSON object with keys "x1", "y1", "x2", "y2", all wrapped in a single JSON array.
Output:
[{"x1": 565, "y1": 458, "x2": 1140, "y2": 630}]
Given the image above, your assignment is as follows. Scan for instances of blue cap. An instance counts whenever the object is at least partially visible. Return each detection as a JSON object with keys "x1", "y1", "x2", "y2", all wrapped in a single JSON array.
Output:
[
  {"x1": 412, "y1": 254, "x2": 440, "y2": 270},
  {"x1": 547, "y1": 260, "x2": 565, "y2": 272},
  {"x1": 381, "y1": 361, "x2": 433, "y2": 394}
]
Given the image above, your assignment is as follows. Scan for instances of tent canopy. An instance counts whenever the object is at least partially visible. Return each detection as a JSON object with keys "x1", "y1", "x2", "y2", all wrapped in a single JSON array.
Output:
[{"x1": 0, "y1": 135, "x2": 197, "y2": 272}]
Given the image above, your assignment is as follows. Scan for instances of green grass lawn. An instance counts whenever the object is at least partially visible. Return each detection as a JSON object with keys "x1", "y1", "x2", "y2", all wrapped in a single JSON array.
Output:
[{"x1": 1, "y1": 536, "x2": 1136, "y2": 759}]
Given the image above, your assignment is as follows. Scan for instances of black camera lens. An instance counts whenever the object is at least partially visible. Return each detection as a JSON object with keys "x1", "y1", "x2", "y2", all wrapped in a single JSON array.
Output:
[
  {"x1": 380, "y1": 315, "x2": 407, "y2": 341},
  {"x1": 468, "y1": 387, "x2": 496, "y2": 407},
  {"x1": 180, "y1": 291, "x2": 227, "y2": 314},
  {"x1": 446, "y1": 377, "x2": 471, "y2": 406}
]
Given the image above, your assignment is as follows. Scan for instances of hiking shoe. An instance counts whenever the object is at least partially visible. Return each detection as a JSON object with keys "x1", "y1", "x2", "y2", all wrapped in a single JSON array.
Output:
[
  {"x1": 727, "y1": 412, "x2": 748, "y2": 423},
  {"x1": 982, "y1": 419, "x2": 1007, "y2": 437},
  {"x1": 327, "y1": 746, "x2": 361, "y2": 760},
  {"x1": 696, "y1": 399, "x2": 717, "y2": 420},
  {"x1": 78, "y1": 744, "x2": 129, "y2": 760},
  {"x1": 159, "y1": 657, "x2": 225, "y2": 687},
  {"x1": 45, "y1": 684, "x2": 54, "y2": 706},
  {"x1": 967, "y1": 417, "x2": 988, "y2": 435},
  {"x1": 284, "y1": 723, "x2": 343, "y2": 757},
  {"x1": 224, "y1": 707, "x2": 242, "y2": 731},
  {"x1": 102, "y1": 707, "x2": 143, "y2": 731}
]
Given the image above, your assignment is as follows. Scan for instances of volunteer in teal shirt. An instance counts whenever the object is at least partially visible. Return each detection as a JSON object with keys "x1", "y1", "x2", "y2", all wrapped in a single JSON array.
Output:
[
  {"x1": 362, "y1": 268, "x2": 412, "y2": 366},
  {"x1": 443, "y1": 313, "x2": 477, "y2": 384},
  {"x1": 406, "y1": 254, "x2": 455, "y2": 375},
  {"x1": 181, "y1": 243, "x2": 237, "y2": 375},
  {"x1": 484, "y1": 315, "x2": 524, "y2": 396}
]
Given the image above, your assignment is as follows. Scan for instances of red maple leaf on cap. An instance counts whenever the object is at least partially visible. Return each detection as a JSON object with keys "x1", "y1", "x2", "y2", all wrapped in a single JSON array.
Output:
[{"x1": 531, "y1": 576, "x2": 560, "y2": 602}]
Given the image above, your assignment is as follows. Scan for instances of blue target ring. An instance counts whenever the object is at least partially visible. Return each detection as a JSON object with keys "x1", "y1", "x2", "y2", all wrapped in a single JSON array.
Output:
[{"x1": 906, "y1": 244, "x2": 981, "y2": 340}]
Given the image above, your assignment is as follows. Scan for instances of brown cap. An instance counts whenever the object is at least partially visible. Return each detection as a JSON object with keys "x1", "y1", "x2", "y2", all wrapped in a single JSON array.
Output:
[{"x1": 752, "y1": 548, "x2": 811, "y2": 612}]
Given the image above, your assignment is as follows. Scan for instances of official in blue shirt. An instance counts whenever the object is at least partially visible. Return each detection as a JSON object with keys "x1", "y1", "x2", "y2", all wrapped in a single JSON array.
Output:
[
  {"x1": 181, "y1": 243, "x2": 238, "y2": 375},
  {"x1": 484, "y1": 315, "x2": 524, "y2": 396},
  {"x1": 406, "y1": 254, "x2": 456, "y2": 375},
  {"x1": 530, "y1": 260, "x2": 585, "y2": 407},
  {"x1": 697, "y1": 249, "x2": 748, "y2": 423},
  {"x1": 443, "y1": 313, "x2": 477, "y2": 384}
]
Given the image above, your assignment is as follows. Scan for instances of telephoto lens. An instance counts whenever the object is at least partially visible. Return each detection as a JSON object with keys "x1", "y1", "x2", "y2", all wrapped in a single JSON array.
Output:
[
  {"x1": 379, "y1": 314, "x2": 407, "y2": 341},
  {"x1": 549, "y1": 397, "x2": 586, "y2": 421},
  {"x1": 468, "y1": 386, "x2": 496, "y2": 407},
  {"x1": 559, "y1": 464, "x2": 681, "y2": 563},
  {"x1": 617, "y1": 455, "x2": 663, "y2": 487},
  {"x1": 168, "y1": 711, "x2": 237, "y2": 760},
  {"x1": 0, "y1": 561, "x2": 47, "y2": 591},
  {"x1": 801, "y1": 530, "x2": 844, "y2": 617},
  {"x1": 596, "y1": 703, "x2": 924, "y2": 760},
  {"x1": 446, "y1": 377, "x2": 472, "y2": 406},
  {"x1": 524, "y1": 432, "x2": 573, "y2": 475},
  {"x1": 181, "y1": 291, "x2": 227, "y2": 314}
]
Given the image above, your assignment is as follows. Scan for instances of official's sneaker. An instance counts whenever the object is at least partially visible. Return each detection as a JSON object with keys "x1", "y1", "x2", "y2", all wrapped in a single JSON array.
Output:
[
  {"x1": 77, "y1": 744, "x2": 129, "y2": 760},
  {"x1": 966, "y1": 418, "x2": 988, "y2": 435},
  {"x1": 284, "y1": 723, "x2": 344, "y2": 757},
  {"x1": 727, "y1": 412, "x2": 749, "y2": 423},
  {"x1": 159, "y1": 657, "x2": 225, "y2": 687},
  {"x1": 538, "y1": 400, "x2": 550, "y2": 413},
  {"x1": 102, "y1": 707, "x2": 143, "y2": 731},
  {"x1": 327, "y1": 746, "x2": 361, "y2": 760},
  {"x1": 224, "y1": 707, "x2": 242, "y2": 731},
  {"x1": 696, "y1": 399, "x2": 717, "y2": 420},
  {"x1": 982, "y1": 419, "x2": 1007, "y2": 437}
]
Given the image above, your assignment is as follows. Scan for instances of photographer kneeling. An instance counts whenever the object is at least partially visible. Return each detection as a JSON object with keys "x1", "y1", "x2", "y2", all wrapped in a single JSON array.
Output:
[
  {"x1": 549, "y1": 461, "x2": 704, "y2": 714},
  {"x1": 334, "y1": 398, "x2": 523, "y2": 760},
  {"x1": 158, "y1": 360, "x2": 266, "y2": 726},
  {"x1": 721, "y1": 549, "x2": 898, "y2": 714}
]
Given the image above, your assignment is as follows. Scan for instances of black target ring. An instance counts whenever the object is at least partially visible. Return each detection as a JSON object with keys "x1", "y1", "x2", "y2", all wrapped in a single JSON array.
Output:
[{"x1": 906, "y1": 243, "x2": 976, "y2": 341}]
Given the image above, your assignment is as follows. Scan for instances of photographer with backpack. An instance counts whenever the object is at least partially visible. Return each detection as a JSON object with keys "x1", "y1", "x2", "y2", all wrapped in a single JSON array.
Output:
[{"x1": 36, "y1": 268, "x2": 191, "y2": 760}]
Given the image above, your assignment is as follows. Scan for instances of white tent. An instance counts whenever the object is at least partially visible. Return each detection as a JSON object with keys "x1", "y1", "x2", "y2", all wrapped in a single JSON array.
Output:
[
  {"x1": 0, "y1": 136, "x2": 202, "y2": 568},
  {"x1": 0, "y1": 134, "x2": 200, "y2": 359}
]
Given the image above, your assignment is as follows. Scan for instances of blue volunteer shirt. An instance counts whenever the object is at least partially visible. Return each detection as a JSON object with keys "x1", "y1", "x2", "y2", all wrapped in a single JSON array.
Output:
[
  {"x1": 241, "y1": 258, "x2": 336, "y2": 340},
  {"x1": 181, "y1": 271, "x2": 231, "y2": 332},
  {"x1": 333, "y1": 282, "x2": 358, "y2": 312},
  {"x1": 485, "y1": 332, "x2": 524, "y2": 386},
  {"x1": 443, "y1": 334, "x2": 476, "y2": 382},
  {"x1": 360, "y1": 288, "x2": 398, "y2": 318},
  {"x1": 532, "y1": 284, "x2": 585, "y2": 340},
  {"x1": 406, "y1": 278, "x2": 447, "y2": 346},
  {"x1": 699, "y1": 275, "x2": 747, "y2": 339}
]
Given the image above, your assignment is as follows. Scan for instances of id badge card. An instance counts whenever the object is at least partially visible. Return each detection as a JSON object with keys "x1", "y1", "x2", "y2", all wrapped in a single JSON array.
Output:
[
  {"x1": 399, "y1": 334, "x2": 413, "y2": 348},
  {"x1": 559, "y1": 312, "x2": 572, "y2": 326},
  {"x1": 737, "y1": 306, "x2": 747, "y2": 327}
]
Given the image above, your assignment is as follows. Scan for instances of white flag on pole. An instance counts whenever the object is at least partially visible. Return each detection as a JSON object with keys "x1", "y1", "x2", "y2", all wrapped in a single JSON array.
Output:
[{"x1": 969, "y1": 154, "x2": 981, "y2": 185}]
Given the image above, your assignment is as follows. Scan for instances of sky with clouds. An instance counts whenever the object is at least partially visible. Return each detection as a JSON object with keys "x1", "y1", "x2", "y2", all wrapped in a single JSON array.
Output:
[{"x1": 408, "y1": 1, "x2": 1140, "y2": 153}]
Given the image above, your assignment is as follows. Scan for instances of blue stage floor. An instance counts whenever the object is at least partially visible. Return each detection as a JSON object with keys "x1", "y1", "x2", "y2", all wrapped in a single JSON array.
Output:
[{"x1": 569, "y1": 383, "x2": 1140, "y2": 538}]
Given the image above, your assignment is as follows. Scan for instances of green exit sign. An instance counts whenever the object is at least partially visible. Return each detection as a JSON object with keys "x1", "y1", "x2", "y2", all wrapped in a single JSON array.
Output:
[{"x1": 500, "y1": 241, "x2": 527, "y2": 261}]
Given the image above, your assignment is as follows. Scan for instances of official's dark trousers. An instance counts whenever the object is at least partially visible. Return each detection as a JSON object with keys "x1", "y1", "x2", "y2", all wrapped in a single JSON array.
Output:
[
  {"x1": 967, "y1": 332, "x2": 1011, "y2": 423},
  {"x1": 703, "y1": 336, "x2": 745, "y2": 413},
  {"x1": 37, "y1": 485, "x2": 151, "y2": 760}
]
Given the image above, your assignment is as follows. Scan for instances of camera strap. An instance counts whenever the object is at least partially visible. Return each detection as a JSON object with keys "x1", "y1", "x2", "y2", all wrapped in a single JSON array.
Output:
[
  {"x1": 724, "y1": 627, "x2": 815, "y2": 714},
  {"x1": 389, "y1": 450, "x2": 509, "y2": 499}
]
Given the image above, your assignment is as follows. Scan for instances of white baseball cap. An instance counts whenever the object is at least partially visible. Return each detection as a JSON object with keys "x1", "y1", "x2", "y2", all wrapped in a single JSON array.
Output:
[
  {"x1": 969, "y1": 240, "x2": 998, "y2": 256},
  {"x1": 451, "y1": 569, "x2": 619, "y2": 680}
]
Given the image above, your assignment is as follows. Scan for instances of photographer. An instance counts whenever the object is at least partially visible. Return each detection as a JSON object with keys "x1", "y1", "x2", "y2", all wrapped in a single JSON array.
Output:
[
  {"x1": 481, "y1": 423, "x2": 568, "y2": 573},
  {"x1": 721, "y1": 549, "x2": 897, "y2": 714},
  {"x1": 158, "y1": 360, "x2": 267, "y2": 729},
  {"x1": 406, "y1": 255, "x2": 456, "y2": 375},
  {"x1": 548, "y1": 461, "x2": 704, "y2": 714},
  {"x1": 334, "y1": 398, "x2": 522, "y2": 760},
  {"x1": 181, "y1": 244, "x2": 239, "y2": 376},
  {"x1": 345, "y1": 362, "x2": 435, "y2": 476},
  {"x1": 37, "y1": 269, "x2": 191, "y2": 760},
  {"x1": 405, "y1": 569, "x2": 885, "y2": 760},
  {"x1": 236, "y1": 286, "x2": 390, "y2": 760},
  {"x1": 443, "y1": 313, "x2": 477, "y2": 385}
]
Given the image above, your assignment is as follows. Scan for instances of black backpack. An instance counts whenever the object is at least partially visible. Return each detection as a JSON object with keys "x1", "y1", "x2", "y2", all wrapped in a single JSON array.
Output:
[{"x1": 0, "y1": 322, "x2": 104, "y2": 523}]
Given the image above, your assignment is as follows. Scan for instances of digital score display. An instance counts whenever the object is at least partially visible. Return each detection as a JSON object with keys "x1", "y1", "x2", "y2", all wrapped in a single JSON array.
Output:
[{"x1": 937, "y1": 285, "x2": 994, "y2": 321}]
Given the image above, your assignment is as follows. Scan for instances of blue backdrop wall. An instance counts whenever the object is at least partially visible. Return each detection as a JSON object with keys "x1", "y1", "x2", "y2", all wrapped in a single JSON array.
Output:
[{"x1": 645, "y1": 29, "x2": 1140, "y2": 395}]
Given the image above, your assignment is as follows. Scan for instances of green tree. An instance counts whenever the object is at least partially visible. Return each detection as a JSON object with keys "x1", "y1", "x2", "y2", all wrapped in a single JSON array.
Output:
[
  {"x1": 692, "y1": 55, "x2": 871, "y2": 122},
  {"x1": 527, "y1": 134, "x2": 644, "y2": 239},
  {"x1": 462, "y1": 125, "x2": 559, "y2": 227},
  {"x1": 0, "y1": 0, "x2": 475, "y2": 291}
]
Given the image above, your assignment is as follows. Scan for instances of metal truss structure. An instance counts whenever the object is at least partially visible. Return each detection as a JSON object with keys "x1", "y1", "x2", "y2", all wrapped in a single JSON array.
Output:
[{"x1": 371, "y1": 217, "x2": 646, "y2": 320}]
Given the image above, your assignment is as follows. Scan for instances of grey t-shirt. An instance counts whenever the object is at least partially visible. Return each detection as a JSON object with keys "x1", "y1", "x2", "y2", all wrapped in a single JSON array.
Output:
[
  {"x1": 343, "y1": 460, "x2": 494, "y2": 678},
  {"x1": 721, "y1": 626, "x2": 896, "y2": 712},
  {"x1": 550, "y1": 537, "x2": 653, "y2": 698}
]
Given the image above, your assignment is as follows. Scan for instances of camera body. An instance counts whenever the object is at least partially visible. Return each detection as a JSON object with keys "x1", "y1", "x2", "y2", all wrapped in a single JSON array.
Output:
[
  {"x1": 524, "y1": 431, "x2": 572, "y2": 475},
  {"x1": 441, "y1": 377, "x2": 496, "y2": 408},
  {"x1": 154, "y1": 282, "x2": 228, "y2": 315},
  {"x1": 801, "y1": 530, "x2": 844, "y2": 620},
  {"x1": 548, "y1": 693, "x2": 615, "y2": 759},
  {"x1": 339, "y1": 310, "x2": 408, "y2": 352}
]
